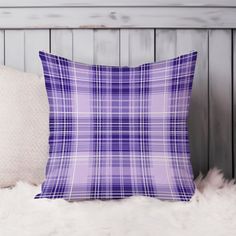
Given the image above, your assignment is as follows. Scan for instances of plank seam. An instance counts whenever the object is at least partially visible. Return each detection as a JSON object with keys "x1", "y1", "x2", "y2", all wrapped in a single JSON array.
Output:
[
  {"x1": 154, "y1": 29, "x2": 156, "y2": 62},
  {"x1": 23, "y1": 30, "x2": 26, "y2": 71},
  {"x1": 232, "y1": 29, "x2": 235, "y2": 178},
  {"x1": 72, "y1": 29, "x2": 74, "y2": 60},
  {"x1": 118, "y1": 29, "x2": 121, "y2": 66},
  {"x1": 207, "y1": 29, "x2": 210, "y2": 173},
  {"x1": 49, "y1": 29, "x2": 51, "y2": 53},
  {"x1": 3, "y1": 30, "x2": 5, "y2": 65}
]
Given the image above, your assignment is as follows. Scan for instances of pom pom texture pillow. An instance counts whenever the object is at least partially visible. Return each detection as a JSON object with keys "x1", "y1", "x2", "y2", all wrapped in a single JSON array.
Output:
[
  {"x1": 36, "y1": 51, "x2": 197, "y2": 201},
  {"x1": 0, "y1": 66, "x2": 49, "y2": 187}
]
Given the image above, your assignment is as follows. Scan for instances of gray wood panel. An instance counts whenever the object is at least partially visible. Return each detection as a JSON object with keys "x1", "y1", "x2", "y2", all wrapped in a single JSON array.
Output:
[
  {"x1": 120, "y1": 29, "x2": 154, "y2": 66},
  {"x1": 5, "y1": 30, "x2": 49, "y2": 73},
  {"x1": 94, "y1": 29, "x2": 119, "y2": 65},
  {"x1": 209, "y1": 29, "x2": 232, "y2": 178},
  {"x1": 155, "y1": 30, "x2": 209, "y2": 177},
  {"x1": 24, "y1": 30, "x2": 50, "y2": 75},
  {"x1": 51, "y1": 30, "x2": 73, "y2": 59},
  {"x1": 72, "y1": 29, "x2": 94, "y2": 64},
  {"x1": 1, "y1": 7, "x2": 236, "y2": 29},
  {"x1": 5, "y1": 30, "x2": 25, "y2": 71},
  {"x1": 156, "y1": 30, "x2": 177, "y2": 60},
  {"x1": 0, "y1": 30, "x2": 4, "y2": 65},
  {"x1": 51, "y1": 29, "x2": 95, "y2": 63},
  {"x1": 1, "y1": 0, "x2": 236, "y2": 7},
  {"x1": 176, "y1": 30, "x2": 209, "y2": 177}
]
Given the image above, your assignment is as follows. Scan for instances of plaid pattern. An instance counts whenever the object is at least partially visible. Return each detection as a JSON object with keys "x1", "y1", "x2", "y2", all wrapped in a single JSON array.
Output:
[{"x1": 36, "y1": 51, "x2": 197, "y2": 201}]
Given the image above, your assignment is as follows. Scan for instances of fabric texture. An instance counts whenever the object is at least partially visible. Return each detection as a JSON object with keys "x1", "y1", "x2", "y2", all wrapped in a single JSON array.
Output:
[
  {"x1": 0, "y1": 66, "x2": 49, "y2": 187},
  {"x1": 37, "y1": 51, "x2": 197, "y2": 201}
]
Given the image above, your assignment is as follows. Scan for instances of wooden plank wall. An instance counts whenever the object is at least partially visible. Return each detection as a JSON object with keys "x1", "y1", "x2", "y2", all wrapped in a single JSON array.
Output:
[{"x1": 0, "y1": 29, "x2": 235, "y2": 178}]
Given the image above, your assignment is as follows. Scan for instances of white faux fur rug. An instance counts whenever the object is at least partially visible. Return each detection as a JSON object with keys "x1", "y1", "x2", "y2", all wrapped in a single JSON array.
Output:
[{"x1": 0, "y1": 169, "x2": 236, "y2": 236}]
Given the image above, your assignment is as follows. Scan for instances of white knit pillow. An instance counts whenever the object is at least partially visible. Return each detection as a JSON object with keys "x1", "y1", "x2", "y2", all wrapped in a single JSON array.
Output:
[{"x1": 0, "y1": 66, "x2": 49, "y2": 187}]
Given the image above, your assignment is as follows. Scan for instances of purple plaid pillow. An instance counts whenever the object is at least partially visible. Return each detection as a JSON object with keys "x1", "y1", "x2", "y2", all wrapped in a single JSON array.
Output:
[{"x1": 36, "y1": 51, "x2": 197, "y2": 201}]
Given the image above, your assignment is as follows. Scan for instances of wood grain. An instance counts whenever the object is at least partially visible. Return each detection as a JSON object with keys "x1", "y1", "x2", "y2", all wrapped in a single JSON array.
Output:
[
  {"x1": 72, "y1": 29, "x2": 94, "y2": 64},
  {"x1": 94, "y1": 29, "x2": 119, "y2": 65},
  {"x1": 209, "y1": 29, "x2": 232, "y2": 178},
  {"x1": 51, "y1": 30, "x2": 73, "y2": 59},
  {"x1": 0, "y1": 7, "x2": 236, "y2": 29},
  {"x1": 120, "y1": 29, "x2": 154, "y2": 66},
  {"x1": 156, "y1": 30, "x2": 177, "y2": 60},
  {"x1": 24, "y1": 30, "x2": 49, "y2": 75},
  {"x1": 5, "y1": 30, "x2": 25, "y2": 71},
  {"x1": 176, "y1": 30, "x2": 209, "y2": 177},
  {"x1": 5, "y1": 30, "x2": 49, "y2": 74},
  {"x1": 1, "y1": 0, "x2": 235, "y2": 7}
]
